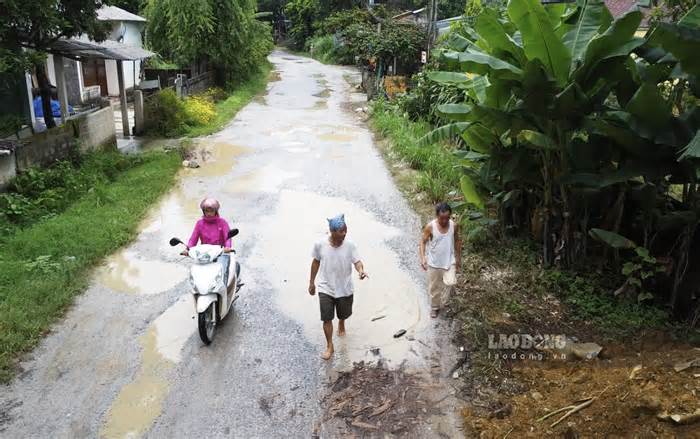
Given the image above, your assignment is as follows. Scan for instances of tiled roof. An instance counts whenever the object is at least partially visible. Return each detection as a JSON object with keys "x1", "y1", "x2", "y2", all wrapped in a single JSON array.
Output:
[{"x1": 605, "y1": 0, "x2": 652, "y2": 27}]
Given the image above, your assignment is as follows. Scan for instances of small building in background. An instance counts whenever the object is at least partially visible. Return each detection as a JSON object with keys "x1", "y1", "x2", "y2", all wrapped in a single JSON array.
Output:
[{"x1": 43, "y1": 5, "x2": 147, "y2": 101}]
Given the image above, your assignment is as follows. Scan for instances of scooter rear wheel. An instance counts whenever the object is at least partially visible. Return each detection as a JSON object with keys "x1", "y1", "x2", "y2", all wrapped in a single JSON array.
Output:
[{"x1": 198, "y1": 303, "x2": 216, "y2": 345}]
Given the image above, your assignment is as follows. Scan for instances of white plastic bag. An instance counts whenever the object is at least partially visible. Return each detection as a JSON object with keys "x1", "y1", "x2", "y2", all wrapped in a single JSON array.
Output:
[{"x1": 443, "y1": 264, "x2": 457, "y2": 286}]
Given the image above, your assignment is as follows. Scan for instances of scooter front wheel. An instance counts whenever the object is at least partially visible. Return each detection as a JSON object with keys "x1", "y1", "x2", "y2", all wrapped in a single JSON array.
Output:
[{"x1": 198, "y1": 303, "x2": 216, "y2": 345}]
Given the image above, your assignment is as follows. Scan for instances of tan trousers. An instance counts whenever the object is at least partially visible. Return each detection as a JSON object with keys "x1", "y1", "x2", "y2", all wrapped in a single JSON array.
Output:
[{"x1": 428, "y1": 266, "x2": 451, "y2": 310}]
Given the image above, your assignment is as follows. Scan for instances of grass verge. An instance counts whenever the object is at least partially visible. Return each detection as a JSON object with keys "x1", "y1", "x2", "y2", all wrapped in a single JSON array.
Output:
[
  {"x1": 0, "y1": 150, "x2": 181, "y2": 382},
  {"x1": 183, "y1": 62, "x2": 273, "y2": 138},
  {"x1": 369, "y1": 99, "x2": 461, "y2": 203}
]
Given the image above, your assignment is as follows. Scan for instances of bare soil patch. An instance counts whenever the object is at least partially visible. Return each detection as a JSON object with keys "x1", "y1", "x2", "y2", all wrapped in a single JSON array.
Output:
[{"x1": 450, "y1": 250, "x2": 700, "y2": 438}]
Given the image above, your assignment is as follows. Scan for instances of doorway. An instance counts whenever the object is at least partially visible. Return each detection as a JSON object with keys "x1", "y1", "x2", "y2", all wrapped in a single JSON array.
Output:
[{"x1": 81, "y1": 58, "x2": 108, "y2": 96}]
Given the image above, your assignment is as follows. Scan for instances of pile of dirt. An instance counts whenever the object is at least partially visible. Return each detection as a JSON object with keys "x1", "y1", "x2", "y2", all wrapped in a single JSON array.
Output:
[
  {"x1": 318, "y1": 361, "x2": 440, "y2": 437},
  {"x1": 448, "y1": 245, "x2": 700, "y2": 438},
  {"x1": 461, "y1": 343, "x2": 700, "y2": 438}
]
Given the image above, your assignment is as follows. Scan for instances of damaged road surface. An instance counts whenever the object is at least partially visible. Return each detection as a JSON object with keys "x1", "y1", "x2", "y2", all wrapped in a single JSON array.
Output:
[{"x1": 0, "y1": 51, "x2": 463, "y2": 438}]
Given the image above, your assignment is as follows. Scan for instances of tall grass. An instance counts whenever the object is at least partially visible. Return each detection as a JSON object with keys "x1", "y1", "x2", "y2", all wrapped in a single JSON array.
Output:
[
  {"x1": 369, "y1": 99, "x2": 461, "y2": 202},
  {"x1": 0, "y1": 151, "x2": 181, "y2": 382}
]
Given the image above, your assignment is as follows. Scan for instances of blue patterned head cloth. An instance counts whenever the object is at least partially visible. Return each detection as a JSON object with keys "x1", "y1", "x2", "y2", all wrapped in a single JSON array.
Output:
[{"x1": 327, "y1": 214, "x2": 346, "y2": 231}]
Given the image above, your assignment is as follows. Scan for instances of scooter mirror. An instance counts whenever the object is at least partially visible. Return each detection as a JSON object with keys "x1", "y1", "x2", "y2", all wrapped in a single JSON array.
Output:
[
  {"x1": 228, "y1": 229, "x2": 239, "y2": 238},
  {"x1": 169, "y1": 238, "x2": 183, "y2": 247}
]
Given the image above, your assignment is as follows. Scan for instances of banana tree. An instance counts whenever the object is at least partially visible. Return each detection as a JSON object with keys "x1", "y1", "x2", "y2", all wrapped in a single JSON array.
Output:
[{"x1": 423, "y1": 0, "x2": 700, "y2": 316}]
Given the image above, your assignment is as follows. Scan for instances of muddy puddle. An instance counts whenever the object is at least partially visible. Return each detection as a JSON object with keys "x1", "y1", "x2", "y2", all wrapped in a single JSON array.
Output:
[
  {"x1": 312, "y1": 100, "x2": 328, "y2": 110},
  {"x1": 318, "y1": 132, "x2": 356, "y2": 142},
  {"x1": 186, "y1": 141, "x2": 249, "y2": 178},
  {"x1": 139, "y1": 187, "x2": 203, "y2": 240},
  {"x1": 94, "y1": 250, "x2": 186, "y2": 295},
  {"x1": 101, "y1": 296, "x2": 195, "y2": 437},
  {"x1": 248, "y1": 190, "x2": 428, "y2": 369},
  {"x1": 97, "y1": 141, "x2": 249, "y2": 295},
  {"x1": 317, "y1": 125, "x2": 357, "y2": 143},
  {"x1": 227, "y1": 164, "x2": 300, "y2": 193}
]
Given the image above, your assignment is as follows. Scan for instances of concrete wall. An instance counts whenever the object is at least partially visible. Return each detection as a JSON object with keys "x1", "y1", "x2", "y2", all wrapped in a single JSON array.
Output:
[
  {"x1": 72, "y1": 106, "x2": 117, "y2": 152},
  {"x1": 0, "y1": 153, "x2": 17, "y2": 190},
  {"x1": 14, "y1": 123, "x2": 76, "y2": 172},
  {"x1": 10, "y1": 106, "x2": 116, "y2": 176}
]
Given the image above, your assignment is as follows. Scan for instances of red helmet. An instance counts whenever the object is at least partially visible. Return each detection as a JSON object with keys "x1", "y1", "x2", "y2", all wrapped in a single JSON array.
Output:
[{"x1": 200, "y1": 198, "x2": 220, "y2": 213}]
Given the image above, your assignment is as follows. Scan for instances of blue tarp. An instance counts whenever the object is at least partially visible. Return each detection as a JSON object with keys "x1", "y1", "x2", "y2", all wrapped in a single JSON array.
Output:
[{"x1": 33, "y1": 97, "x2": 73, "y2": 118}]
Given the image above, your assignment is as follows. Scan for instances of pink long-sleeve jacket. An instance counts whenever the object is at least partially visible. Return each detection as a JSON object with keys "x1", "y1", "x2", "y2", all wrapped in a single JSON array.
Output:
[{"x1": 187, "y1": 216, "x2": 232, "y2": 248}]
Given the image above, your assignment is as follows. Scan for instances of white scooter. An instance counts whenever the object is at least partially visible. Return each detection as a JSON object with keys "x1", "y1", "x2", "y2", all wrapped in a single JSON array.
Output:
[{"x1": 169, "y1": 229, "x2": 242, "y2": 345}]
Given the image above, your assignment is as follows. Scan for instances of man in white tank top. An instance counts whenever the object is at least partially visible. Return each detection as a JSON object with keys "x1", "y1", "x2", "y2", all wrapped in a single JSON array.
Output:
[{"x1": 419, "y1": 203, "x2": 461, "y2": 318}]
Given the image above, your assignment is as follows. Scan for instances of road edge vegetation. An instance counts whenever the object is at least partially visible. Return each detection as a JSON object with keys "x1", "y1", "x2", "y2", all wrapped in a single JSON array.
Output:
[
  {"x1": 0, "y1": 151, "x2": 181, "y2": 382},
  {"x1": 184, "y1": 62, "x2": 273, "y2": 137},
  {"x1": 367, "y1": 100, "x2": 678, "y2": 344}
]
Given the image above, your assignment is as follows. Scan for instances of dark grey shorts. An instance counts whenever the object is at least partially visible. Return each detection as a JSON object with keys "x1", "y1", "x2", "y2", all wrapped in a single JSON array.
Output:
[{"x1": 319, "y1": 293, "x2": 353, "y2": 321}]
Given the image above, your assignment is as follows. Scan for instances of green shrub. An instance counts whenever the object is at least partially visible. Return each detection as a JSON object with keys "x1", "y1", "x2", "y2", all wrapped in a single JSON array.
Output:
[
  {"x1": 201, "y1": 87, "x2": 227, "y2": 103},
  {"x1": 0, "y1": 151, "x2": 142, "y2": 235},
  {"x1": 307, "y1": 34, "x2": 353, "y2": 64},
  {"x1": 144, "y1": 88, "x2": 188, "y2": 137},
  {"x1": 144, "y1": 89, "x2": 218, "y2": 137},
  {"x1": 307, "y1": 35, "x2": 334, "y2": 61}
]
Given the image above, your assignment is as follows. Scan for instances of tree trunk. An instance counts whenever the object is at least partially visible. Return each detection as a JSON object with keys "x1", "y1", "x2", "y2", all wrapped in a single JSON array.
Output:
[{"x1": 35, "y1": 61, "x2": 56, "y2": 129}]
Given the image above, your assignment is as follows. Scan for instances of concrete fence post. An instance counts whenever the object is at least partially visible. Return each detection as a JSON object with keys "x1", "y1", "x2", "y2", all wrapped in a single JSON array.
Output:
[
  {"x1": 175, "y1": 75, "x2": 183, "y2": 98},
  {"x1": 53, "y1": 55, "x2": 70, "y2": 123},
  {"x1": 133, "y1": 90, "x2": 145, "y2": 136}
]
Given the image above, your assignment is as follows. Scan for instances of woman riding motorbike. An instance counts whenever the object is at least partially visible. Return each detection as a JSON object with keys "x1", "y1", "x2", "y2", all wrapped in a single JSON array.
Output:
[{"x1": 182, "y1": 198, "x2": 233, "y2": 286}]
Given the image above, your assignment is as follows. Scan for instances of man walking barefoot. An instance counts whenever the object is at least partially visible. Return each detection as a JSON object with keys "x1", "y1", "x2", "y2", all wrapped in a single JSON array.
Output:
[
  {"x1": 308, "y1": 214, "x2": 368, "y2": 360},
  {"x1": 419, "y1": 203, "x2": 461, "y2": 318}
]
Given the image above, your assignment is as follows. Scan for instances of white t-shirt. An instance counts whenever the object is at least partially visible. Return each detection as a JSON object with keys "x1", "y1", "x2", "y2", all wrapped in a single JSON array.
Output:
[{"x1": 312, "y1": 239, "x2": 361, "y2": 298}]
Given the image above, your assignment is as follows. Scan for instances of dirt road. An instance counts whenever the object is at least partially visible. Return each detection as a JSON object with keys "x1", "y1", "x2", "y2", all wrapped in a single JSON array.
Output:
[{"x1": 0, "y1": 51, "x2": 462, "y2": 438}]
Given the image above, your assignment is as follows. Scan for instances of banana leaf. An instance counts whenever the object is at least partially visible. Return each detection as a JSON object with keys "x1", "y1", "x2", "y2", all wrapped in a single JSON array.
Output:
[
  {"x1": 678, "y1": 130, "x2": 700, "y2": 161},
  {"x1": 475, "y1": 8, "x2": 526, "y2": 65},
  {"x1": 625, "y1": 82, "x2": 672, "y2": 130},
  {"x1": 460, "y1": 175, "x2": 485, "y2": 209},
  {"x1": 462, "y1": 124, "x2": 499, "y2": 153},
  {"x1": 443, "y1": 50, "x2": 523, "y2": 79},
  {"x1": 563, "y1": 0, "x2": 612, "y2": 70},
  {"x1": 589, "y1": 228, "x2": 636, "y2": 249},
  {"x1": 517, "y1": 130, "x2": 557, "y2": 150},
  {"x1": 575, "y1": 9, "x2": 642, "y2": 82},
  {"x1": 419, "y1": 122, "x2": 471, "y2": 146},
  {"x1": 427, "y1": 71, "x2": 471, "y2": 84},
  {"x1": 508, "y1": 0, "x2": 572, "y2": 84},
  {"x1": 648, "y1": 5, "x2": 700, "y2": 76}
]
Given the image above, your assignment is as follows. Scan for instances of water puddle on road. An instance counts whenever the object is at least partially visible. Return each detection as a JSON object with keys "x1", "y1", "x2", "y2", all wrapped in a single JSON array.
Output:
[
  {"x1": 101, "y1": 296, "x2": 195, "y2": 438},
  {"x1": 313, "y1": 89, "x2": 331, "y2": 99},
  {"x1": 248, "y1": 190, "x2": 428, "y2": 369},
  {"x1": 101, "y1": 328, "x2": 169, "y2": 439},
  {"x1": 139, "y1": 184, "x2": 205, "y2": 242},
  {"x1": 153, "y1": 295, "x2": 196, "y2": 363},
  {"x1": 226, "y1": 165, "x2": 300, "y2": 193},
  {"x1": 318, "y1": 132, "x2": 356, "y2": 142},
  {"x1": 186, "y1": 141, "x2": 249, "y2": 177},
  {"x1": 94, "y1": 250, "x2": 186, "y2": 295},
  {"x1": 312, "y1": 100, "x2": 328, "y2": 110}
]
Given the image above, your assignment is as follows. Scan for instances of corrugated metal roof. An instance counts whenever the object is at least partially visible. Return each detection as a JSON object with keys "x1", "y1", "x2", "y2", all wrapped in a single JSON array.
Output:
[
  {"x1": 50, "y1": 39, "x2": 154, "y2": 61},
  {"x1": 97, "y1": 5, "x2": 147, "y2": 23}
]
